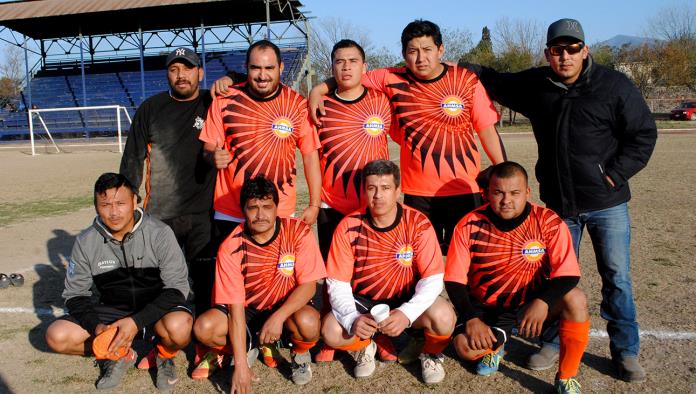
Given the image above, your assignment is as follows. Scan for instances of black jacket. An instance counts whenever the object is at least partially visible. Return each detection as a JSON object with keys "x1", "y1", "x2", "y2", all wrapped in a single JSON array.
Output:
[{"x1": 464, "y1": 57, "x2": 657, "y2": 217}]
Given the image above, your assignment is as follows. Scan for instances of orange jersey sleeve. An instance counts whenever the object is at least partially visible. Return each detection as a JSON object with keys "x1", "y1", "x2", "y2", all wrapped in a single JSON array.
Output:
[
  {"x1": 547, "y1": 217, "x2": 581, "y2": 278},
  {"x1": 443, "y1": 213, "x2": 474, "y2": 285},
  {"x1": 293, "y1": 220, "x2": 328, "y2": 284},
  {"x1": 199, "y1": 93, "x2": 226, "y2": 148},
  {"x1": 471, "y1": 79, "x2": 500, "y2": 132},
  {"x1": 213, "y1": 224, "x2": 247, "y2": 305},
  {"x1": 325, "y1": 215, "x2": 356, "y2": 282}
]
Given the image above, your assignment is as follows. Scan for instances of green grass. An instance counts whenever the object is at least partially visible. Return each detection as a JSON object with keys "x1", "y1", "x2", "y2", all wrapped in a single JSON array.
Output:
[{"x1": 0, "y1": 195, "x2": 93, "y2": 227}]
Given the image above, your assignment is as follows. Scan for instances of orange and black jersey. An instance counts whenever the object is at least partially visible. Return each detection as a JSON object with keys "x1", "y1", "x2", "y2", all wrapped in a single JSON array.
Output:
[
  {"x1": 445, "y1": 203, "x2": 580, "y2": 309},
  {"x1": 318, "y1": 88, "x2": 392, "y2": 215},
  {"x1": 214, "y1": 217, "x2": 326, "y2": 311},
  {"x1": 200, "y1": 83, "x2": 320, "y2": 219},
  {"x1": 326, "y1": 204, "x2": 443, "y2": 302},
  {"x1": 363, "y1": 65, "x2": 498, "y2": 197}
]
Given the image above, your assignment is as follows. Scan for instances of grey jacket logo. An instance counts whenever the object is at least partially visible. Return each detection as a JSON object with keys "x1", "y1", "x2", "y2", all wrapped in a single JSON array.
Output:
[{"x1": 97, "y1": 260, "x2": 118, "y2": 270}]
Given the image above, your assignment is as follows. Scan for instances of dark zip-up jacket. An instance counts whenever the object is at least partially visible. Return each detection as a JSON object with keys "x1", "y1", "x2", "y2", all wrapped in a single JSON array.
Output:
[
  {"x1": 462, "y1": 57, "x2": 657, "y2": 217},
  {"x1": 63, "y1": 209, "x2": 190, "y2": 334}
]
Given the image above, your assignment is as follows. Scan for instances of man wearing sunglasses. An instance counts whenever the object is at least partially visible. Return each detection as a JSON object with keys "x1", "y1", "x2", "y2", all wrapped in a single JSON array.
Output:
[{"x1": 460, "y1": 18, "x2": 657, "y2": 383}]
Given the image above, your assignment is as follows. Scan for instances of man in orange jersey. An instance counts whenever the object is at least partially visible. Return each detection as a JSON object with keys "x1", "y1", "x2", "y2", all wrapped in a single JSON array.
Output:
[
  {"x1": 192, "y1": 176, "x2": 326, "y2": 390},
  {"x1": 312, "y1": 39, "x2": 395, "y2": 363},
  {"x1": 322, "y1": 160, "x2": 455, "y2": 385},
  {"x1": 200, "y1": 39, "x2": 321, "y2": 242},
  {"x1": 309, "y1": 20, "x2": 506, "y2": 257},
  {"x1": 445, "y1": 162, "x2": 589, "y2": 394}
]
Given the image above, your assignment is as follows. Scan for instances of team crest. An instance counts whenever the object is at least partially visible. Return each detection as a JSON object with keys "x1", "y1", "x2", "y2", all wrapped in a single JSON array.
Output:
[
  {"x1": 271, "y1": 118, "x2": 294, "y2": 138},
  {"x1": 362, "y1": 116, "x2": 385, "y2": 136},
  {"x1": 440, "y1": 95, "x2": 465, "y2": 117},
  {"x1": 521, "y1": 240, "x2": 546, "y2": 262},
  {"x1": 193, "y1": 116, "x2": 205, "y2": 130},
  {"x1": 277, "y1": 254, "x2": 296, "y2": 276},
  {"x1": 395, "y1": 245, "x2": 414, "y2": 267}
]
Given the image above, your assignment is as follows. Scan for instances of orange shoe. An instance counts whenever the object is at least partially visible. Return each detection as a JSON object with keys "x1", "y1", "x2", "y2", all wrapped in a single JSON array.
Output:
[
  {"x1": 375, "y1": 335, "x2": 397, "y2": 363},
  {"x1": 315, "y1": 345, "x2": 335, "y2": 363},
  {"x1": 261, "y1": 344, "x2": 280, "y2": 368},
  {"x1": 92, "y1": 327, "x2": 129, "y2": 361},
  {"x1": 136, "y1": 348, "x2": 156, "y2": 369}
]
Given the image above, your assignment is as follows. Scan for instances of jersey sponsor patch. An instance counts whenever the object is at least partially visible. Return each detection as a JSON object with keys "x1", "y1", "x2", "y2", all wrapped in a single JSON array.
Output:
[
  {"x1": 97, "y1": 259, "x2": 118, "y2": 270},
  {"x1": 440, "y1": 95, "x2": 465, "y2": 117},
  {"x1": 277, "y1": 254, "x2": 296, "y2": 276},
  {"x1": 271, "y1": 118, "x2": 294, "y2": 138},
  {"x1": 521, "y1": 240, "x2": 546, "y2": 262},
  {"x1": 395, "y1": 244, "x2": 414, "y2": 267},
  {"x1": 362, "y1": 116, "x2": 385, "y2": 136}
]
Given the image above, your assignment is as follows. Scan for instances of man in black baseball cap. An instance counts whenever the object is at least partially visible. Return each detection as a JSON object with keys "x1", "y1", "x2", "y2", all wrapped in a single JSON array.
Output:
[
  {"x1": 166, "y1": 46, "x2": 201, "y2": 68},
  {"x1": 546, "y1": 18, "x2": 585, "y2": 45}
]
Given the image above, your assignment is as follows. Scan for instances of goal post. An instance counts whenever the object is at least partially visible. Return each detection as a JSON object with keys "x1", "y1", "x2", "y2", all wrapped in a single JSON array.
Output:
[{"x1": 28, "y1": 105, "x2": 133, "y2": 156}]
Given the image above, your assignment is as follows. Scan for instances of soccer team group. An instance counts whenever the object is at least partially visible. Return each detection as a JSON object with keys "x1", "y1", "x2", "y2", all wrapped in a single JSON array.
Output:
[{"x1": 42, "y1": 17, "x2": 657, "y2": 393}]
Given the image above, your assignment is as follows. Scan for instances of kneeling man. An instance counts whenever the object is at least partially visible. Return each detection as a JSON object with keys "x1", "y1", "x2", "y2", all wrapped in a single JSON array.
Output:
[
  {"x1": 45, "y1": 173, "x2": 192, "y2": 391},
  {"x1": 445, "y1": 162, "x2": 589, "y2": 393},
  {"x1": 193, "y1": 176, "x2": 325, "y2": 390},
  {"x1": 322, "y1": 160, "x2": 455, "y2": 384}
]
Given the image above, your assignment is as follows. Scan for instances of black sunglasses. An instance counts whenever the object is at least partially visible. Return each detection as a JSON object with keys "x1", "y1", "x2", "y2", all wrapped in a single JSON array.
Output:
[{"x1": 547, "y1": 42, "x2": 585, "y2": 56}]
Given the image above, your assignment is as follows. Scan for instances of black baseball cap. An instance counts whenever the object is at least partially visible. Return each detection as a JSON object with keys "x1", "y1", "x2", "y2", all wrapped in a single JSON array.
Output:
[
  {"x1": 546, "y1": 18, "x2": 585, "y2": 45},
  {"x1": 166, "y1": 47, "x2": 200, "y2": 67}
]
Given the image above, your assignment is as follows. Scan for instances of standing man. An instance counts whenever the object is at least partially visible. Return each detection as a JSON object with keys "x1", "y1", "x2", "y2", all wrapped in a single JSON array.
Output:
[
  {"x1": 321, "y1": 160, "x2": 455, "y2": 385},
  {"x1": 192, "y1": 176, "x2": 326, "y2": 389},
  {"x1": 445, "y1": 162, "x2": 590, "y2": 394},
  {"x1": 200, "y1": 39, "x2": 321, "y2": 238},
  {"x1": 461, "y1": 18, "x2": 657, "y2": 381},
  {"x1": 310, "y1": 20, "x2": 506, "y2": 256},
  {"x1": 120, "y1": 47, "x2": 216, "y2": 318},
  {"x1": 45, "y1": 173, "x2": 192, "y2": 391}
]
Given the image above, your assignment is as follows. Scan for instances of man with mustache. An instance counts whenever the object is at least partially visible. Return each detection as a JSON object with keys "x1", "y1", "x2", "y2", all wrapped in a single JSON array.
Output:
[
  {"x1": 192, "y1": 176, "x2": 325, "y2": 390},
  {"x1": 120, "y1": 47, "x2": 217, "y2": 326}
]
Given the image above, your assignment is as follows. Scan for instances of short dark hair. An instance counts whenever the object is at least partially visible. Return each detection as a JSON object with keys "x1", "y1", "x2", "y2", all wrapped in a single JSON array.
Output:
[
  {"x1": 240, "y1": 175, "x2": 279, "y2": 209},
  {"x1": 246, "y1": 39, "x2": 282, "y2": 66},
  {"x1": 401, "y1": 19, "x2": 443, "y2": 53},
  {"x1": 489, "y1": 161, "x2": 528, "y2": 184},
  {"x1": 362, "y1": 159, "x2": 400, "y2": 188},
  {"x1": 94, "y1": 172, "x2": 140, "y2": 205},
  {"x1": 331, "y1": 39, "x2": 366, "y2": 62}
]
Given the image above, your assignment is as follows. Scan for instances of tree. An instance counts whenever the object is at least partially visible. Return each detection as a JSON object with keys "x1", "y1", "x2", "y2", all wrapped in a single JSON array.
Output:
[
  {"x1": 615, "y1": 43, "x2": 659, "y2": 95},
  {"x1": 493, "y1": 17, "x2": 545, "y2": 67},
  {"x1": 647, "y1": 2, "x2": 696, "y2": 41},
  {"x1": 441, "y1": 27, "x2": 473, "y2": 63},
  {"x1": 460, "y1": 27, "x2": 496, "y2": 66},
  {"x1": 591, "y1": 44, "x2": 617, "y2": 69},
  {"x1": 0, "y1": 44, "x2": 24, "y2": 103}
]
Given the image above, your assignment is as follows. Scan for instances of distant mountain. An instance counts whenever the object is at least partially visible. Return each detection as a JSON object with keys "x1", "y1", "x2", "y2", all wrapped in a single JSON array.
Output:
[{"x1": 594, "y1": 35, "x2": 661, "y2": 48}]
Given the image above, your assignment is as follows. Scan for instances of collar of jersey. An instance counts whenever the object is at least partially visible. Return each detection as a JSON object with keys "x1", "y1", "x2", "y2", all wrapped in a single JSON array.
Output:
[
  {"x1": 331, "y1": 86, "x2": 368, "y2": 104},
  {"x1": 365, "y1": 203, "x2": 403, "y2": 233},
  {"x1": 243, "y1": 217, "x2": 282, "y2": 246},
  {"x1": 406, "y1": 63, "x2": 448, "y2": 84},
  {"x1": 243, "y1": 83, "x2": 283, "y2": 102},
  {"x1": 482, "y1": 202, "x2": 532, "y2": 232}
]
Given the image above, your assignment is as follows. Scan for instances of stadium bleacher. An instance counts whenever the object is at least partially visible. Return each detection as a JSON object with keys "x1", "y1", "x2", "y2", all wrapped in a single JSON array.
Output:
[{"x1": 0, "y1": 47, "x2": 307, "y2": 140}]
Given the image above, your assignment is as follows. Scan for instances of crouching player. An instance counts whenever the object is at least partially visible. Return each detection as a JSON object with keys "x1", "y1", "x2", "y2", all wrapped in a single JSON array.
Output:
[
  {"x1": 445, "y1": 162, "x2": 590, "y2": 393},
  {"x1": 45, "y1": 173, "x2": 192, "y2": 391},
  {"x1": 192, "y1": 176, "x2": 326, "y2": 390},
  {"x1": 321, "y1": 160, "x2": 455, "y2": 384}
]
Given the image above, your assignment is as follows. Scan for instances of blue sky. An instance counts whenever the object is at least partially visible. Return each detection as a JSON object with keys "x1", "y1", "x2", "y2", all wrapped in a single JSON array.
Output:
[{"x1": 300, "y1": 0, "x2": 678, "y2": 51}]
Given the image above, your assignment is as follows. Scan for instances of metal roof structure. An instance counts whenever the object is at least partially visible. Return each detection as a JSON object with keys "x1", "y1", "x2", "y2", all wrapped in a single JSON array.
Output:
[{"x1": 0, "y1": 0, "x2": 306, "y2": 39}]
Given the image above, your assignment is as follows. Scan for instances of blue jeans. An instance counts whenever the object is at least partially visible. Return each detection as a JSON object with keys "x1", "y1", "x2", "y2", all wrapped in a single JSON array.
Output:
[{"x1": 542, "y1": 202, "x2": 640, "y2": 359}]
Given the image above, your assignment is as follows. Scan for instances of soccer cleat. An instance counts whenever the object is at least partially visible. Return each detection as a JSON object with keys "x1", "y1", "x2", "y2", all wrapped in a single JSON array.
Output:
[
  {"x1": 555, "y1": 377, "x2": 582, "y2": 394},
  {"x1": 194, "y1": 343, "x2": 209, "y2": 365},
  {"x1": 374, "y1": 335, "x2": 397, "y2": 363},
  {"x1": 95, "y1": 348, "x2": 136, "y2": 390},
  {"x1": 398, "y1": 336, "x2": 425, "y2": 365},
  {"x1": 290, "y1": 351, "x2": 312, "y2": 385},
  {"x1": 315, "y1": 344, "x2": 336, "y2": 363},
  {"x1": 261, "y1": 343, "x2": 281, "y2": 368},
  {"x1": 155, "y1": 356, "x2": 178, "y2": 391},
  {"x1": 527, "y1": 343, "x2": 560, "y2": 371},
  {"x1": 137, "y1": 348, "x2": 156, "y2": 370},
  {"x1": 615, "y1": 356, "x2": 646, "y2": 383},
  {"x1": 476, "y1": 344, "x2": 505, "y2": 376},
  {"x1": 352, "y1": 340, "x2": 377, "y2": 379},
  {"x1": 419, "y1": 352, "x2": 445, "y2": 384},
  {"x1": 191, "y1": 351, "x2": 224, "y2": 380}
]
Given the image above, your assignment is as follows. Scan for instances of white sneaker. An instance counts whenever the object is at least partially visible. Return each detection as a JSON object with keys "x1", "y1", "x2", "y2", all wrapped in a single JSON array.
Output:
[
  {"x1": 352, "y1": 340, "x2": 377, "y2": 378},
  {"x1": 419, "y1": 352, "x2": 445, "y2": 384}
]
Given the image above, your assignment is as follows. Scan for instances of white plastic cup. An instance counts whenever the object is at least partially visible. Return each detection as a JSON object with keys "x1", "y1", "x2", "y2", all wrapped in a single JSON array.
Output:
[{"x1": 370, "y1": 304, "x2": 390, "y2": 323}]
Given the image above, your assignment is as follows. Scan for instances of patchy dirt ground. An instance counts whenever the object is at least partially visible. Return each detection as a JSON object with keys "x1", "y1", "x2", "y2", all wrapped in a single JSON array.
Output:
[{"x1": 0, "y1": 132, "x2": 695, "y2": 393}]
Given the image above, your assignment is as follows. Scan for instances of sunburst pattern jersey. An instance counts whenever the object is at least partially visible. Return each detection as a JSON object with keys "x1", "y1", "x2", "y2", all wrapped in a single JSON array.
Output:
[
  {"x1": 200, "y1": 84, "x2": 320, "y2": 219},
  {"x1": 363, "y1": 65, "x2": 498, "y2": 197},
  {"x1": 319, "y1": 88, "x2": 392, "y2": 214},
  {"x1": 445, "y1": 203, "x2": 580, "y2": 308},
  {"x1": 214, "y1": 217, "x2": 326, "y2": 310},
  {"x1": 326, "y1": 204, "x2": 443, "y2": 301}
]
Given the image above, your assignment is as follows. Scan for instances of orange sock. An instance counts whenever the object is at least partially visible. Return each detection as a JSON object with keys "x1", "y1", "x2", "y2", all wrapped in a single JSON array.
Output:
[
  {"x1": 156, "y1": 343, "x2": 178, "y2": 359},
  {"x1": 291, "y1": 339, "x2": 317, "y2": 354},
  {"x1": 558, "y1": 319, "x2": 590, "y2": 379},
  {"x1": 423, "y1": 332, "x2": 451, "y2": 354},
  {"x1": 334, "y1": 337, "x2": 371, "y2": 352},
  {"x1": 210, "y1": 343, "x2": 233, "y2": 355}
]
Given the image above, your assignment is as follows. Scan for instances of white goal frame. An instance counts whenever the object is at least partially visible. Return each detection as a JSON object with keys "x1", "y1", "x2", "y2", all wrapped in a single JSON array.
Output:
[{"x1": 28, "y1": 105, "x2": 133, "y2": 156}]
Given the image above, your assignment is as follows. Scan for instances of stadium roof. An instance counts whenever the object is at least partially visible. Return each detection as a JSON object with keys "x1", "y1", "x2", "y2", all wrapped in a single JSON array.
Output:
[{"x1": 0, "y1": 0, "x2": 306, "y2": 39}]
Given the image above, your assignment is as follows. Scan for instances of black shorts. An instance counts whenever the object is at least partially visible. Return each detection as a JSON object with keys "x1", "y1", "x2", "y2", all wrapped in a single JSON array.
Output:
[
  {"x1": 403, "y1": 193, "x2": 482, "y2": 255},
  {"x1": 453, "y1": 305, "x2": 553, "y2": 340},
  {"x1": 60, "y1": 303, "x2": 193, "y2": 341},
  {"x1": 162, "y1": 211, "x2": 214, "y2": 263},
  {"x1": 353, "y1": 294, "x2": 407, "y2": 314},
  {"x1": 317, "y1": 207, "x2": 346, "y2": 261}
]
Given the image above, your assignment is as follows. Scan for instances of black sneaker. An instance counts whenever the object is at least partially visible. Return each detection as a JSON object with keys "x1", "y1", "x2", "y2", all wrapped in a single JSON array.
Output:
[
  {"x1": 156, "y1": 356, "x2": 178, "y2": 391},
  {"x1": 96, "y1": 349, "x2": 136, "y2": 390}
]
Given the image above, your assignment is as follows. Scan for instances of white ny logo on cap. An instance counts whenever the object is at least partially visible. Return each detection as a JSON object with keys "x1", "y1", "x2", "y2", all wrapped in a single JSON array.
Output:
[
  {"x1": 176, "y1": 48, "x2": 186, "y2": 56},
  {"x1": 565, "y1": 20, "x2": 580, "y2": 32}
]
